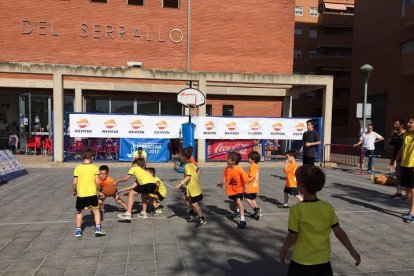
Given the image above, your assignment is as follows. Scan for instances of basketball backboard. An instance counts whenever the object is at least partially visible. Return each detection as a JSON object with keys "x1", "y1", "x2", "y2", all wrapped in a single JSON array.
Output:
[{"x1": 177, "y1": 88, "x2": 205, "y2": 107}]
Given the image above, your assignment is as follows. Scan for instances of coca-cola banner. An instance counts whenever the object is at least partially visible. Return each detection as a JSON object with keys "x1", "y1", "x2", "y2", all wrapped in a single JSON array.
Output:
[
  {"x1": 193, "y1": 117, "x2": 310, "y2": 140},
  {"x1": 207, "y1": 140, "x2": 255, "y2": 161}
]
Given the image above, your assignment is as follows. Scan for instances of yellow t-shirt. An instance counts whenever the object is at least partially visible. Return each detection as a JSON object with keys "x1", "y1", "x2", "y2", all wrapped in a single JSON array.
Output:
[
  {"x1": 74, "y1": 163, "x2": 99, "y2": 197},
  {"x1": 155, "y1": 176, "x2": 167, "y2": 198},
  {"x1": 288, "y1": 199, "x2": 339, "y2": 265},
  {"x1": 133, "y1": 150, "x2": 147, "y2": 160},
  {"x1": 401, "y1": 132, "x2": 414, "y2": 167},
  {"x1": 128, "y1": 166, "x2": 156, "y2": 185},
  {"x1": 184, "y1": 162, "x2": 202, "y2": 197}
]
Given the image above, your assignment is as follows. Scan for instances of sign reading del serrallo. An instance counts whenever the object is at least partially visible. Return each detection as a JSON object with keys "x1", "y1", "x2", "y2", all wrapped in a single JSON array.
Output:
[{"x1": 69, "y1": 114, "x2": 311, "y2": 139}]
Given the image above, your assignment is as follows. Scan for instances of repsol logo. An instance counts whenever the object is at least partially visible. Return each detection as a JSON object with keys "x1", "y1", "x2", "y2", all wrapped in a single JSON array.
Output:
[
  {"x1": 293, "y1": 133, "x2": 303, "y2": 136},
  {"x1": 128, "y1": 130, "x2": 145, "y2": 134},
  {"x1": 224, "y1": 132, "x2": 240, "y2": 135},
  {"x1": 75, "y1": 129, "x2": 92, "y2": 133},
  {"x1": 154, "y1": 131, "x2": 170, "y2": 134},
  {"x1": 248, "y1": 132, "x2": 262, "y2": 135},
  {"x1": 203, "y1": 131, "x2": 217, "y2": 135},
  {"x1": 102, "y1": 130, "x2": 119, "y2": 134},
  {"x1": 271, "y1": 132, "x2": 286, "y2": 135}
]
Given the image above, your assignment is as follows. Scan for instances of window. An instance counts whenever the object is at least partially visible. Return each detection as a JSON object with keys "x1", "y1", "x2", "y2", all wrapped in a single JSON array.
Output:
[
  {"x1": 111, "y1": 99, "x2": 134, "y2": 114},
  {"x1": 294, "y1": 49, "x2": 301, "y2": 59},
  {"x1": 137, "y1": 100, "x2": 159, "y2": 114},
  {"x1": 85, "y1": 97, "x2": 110, "y2": 113},
  {"x1": 402, "y1": 39, "x2": 414, "y2": 53},
  {"x1": 294, "y1": 28, "x2": 303, "y2": 38},
  {"x1": 90, "y1": 0, "x2": 107, "y2": 3},
  {"x1": 64, "y1": 96, "x2": 74, "y2": 113},
  {"x1": 206, "y1": 104, "x2": 212, "y2": 116},
  {"x1": 402, "y1": 0, "x2": 414, "y2": 16},
  {"x1": 128, "y1": 0, "x2": 143, "y2": 5},
  {"x1": 306, "y1": 92, "x2": 315, "y2": 101},
  {"x1": 309, "y1": 50, "x2": 317, "y2": 59},
  {"x1": 309, "y1": 29, "x2": 318, "y2": 38},
  {"x1": 223, "y1": 105, "x2": 234, "y2": 116},
  {"x1": 310, "y1": 7, "x2": 318, "y2": 16},
  {"x1": 163, "y1": 0, "x2": 179, "y2": 8},
  {"x1": 161, "y1": 100, "x2": 182, "y2": 115},
  {"x1": 295, "y1": 6, "x2": 304, "y2": 16}
]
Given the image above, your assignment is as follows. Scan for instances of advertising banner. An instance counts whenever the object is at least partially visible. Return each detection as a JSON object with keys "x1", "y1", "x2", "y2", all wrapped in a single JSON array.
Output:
[
  {"x1": 119, "y1": 138, "x2": 170, "y2": 162},
  {"x1": 207, "y1": 140, "x2": 255, "y2": 161},
  {"x1": 0, "y1": 150, "x2": 27, "y2": 182},
  {"x1": 69, "y1": 113, "x2": 311, "y2": 140},
  {"x1": 69, "y1": 114, "x2": 187, "y2": 138}
]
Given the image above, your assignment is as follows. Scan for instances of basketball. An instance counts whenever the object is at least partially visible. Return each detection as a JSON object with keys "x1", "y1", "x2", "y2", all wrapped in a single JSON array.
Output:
[
  {"x1": 373, "y1": 174, "x2": 389, "y2": 185},
  {"x1": 102, "y1": 183, "x2": 117, "y2": 197}
]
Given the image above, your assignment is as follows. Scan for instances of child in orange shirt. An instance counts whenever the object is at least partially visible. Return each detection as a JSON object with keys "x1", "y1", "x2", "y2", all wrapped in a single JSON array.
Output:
[
  {"x1": 218, "y1": 152, "x2": 249, "y2": 229},
  {"x1": 245, "y1": 151, "x2": 262, "y2": 220},
  {"x1": 98, "y1": 165, "x2": 128, "y2": 215},
  {"x1": 278, "y1": 150, "x2": 303, "y2": 208}
]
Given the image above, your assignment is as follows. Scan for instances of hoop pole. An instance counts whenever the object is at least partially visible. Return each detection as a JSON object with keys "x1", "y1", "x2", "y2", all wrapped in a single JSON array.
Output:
[{"x1": 188, "y1": 81, "x2": 193, "y2": 124}]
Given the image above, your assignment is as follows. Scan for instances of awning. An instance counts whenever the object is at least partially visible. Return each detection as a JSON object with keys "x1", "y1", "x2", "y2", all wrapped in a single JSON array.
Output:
[{"x1": 324, "y1": 3, "x2": 347, "y2": 11}]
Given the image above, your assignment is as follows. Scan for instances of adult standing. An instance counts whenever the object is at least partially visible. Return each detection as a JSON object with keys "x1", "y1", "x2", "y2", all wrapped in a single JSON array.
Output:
[
  {"x1": 389, "y1": 119, "x2": 405, "y2": 198},
  {"x1": 8, "y1": 132, "x2": 19, "y2": 154},
  {"x1": 133, "y1": 147, "x2": 147, "y2": 168},
  {"x1": 397, "y1": 117, "x2": 414, "y2": 223},
  {"x1": 300, "y1": 119, "x2": 321, "y2": 165},
  {"x1": 353, "y1": 124, "x2": 384, "y2": 173}
]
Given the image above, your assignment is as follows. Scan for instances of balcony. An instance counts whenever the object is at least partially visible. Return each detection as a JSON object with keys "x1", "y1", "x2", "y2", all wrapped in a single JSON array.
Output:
[
  {"x1": 316, "y1": 56, "x2": 352, "y2": 71},
  {"x1": 317, "y1": 34, "x2": 353, "y2": 48},
  {"x1": 405, "y1": 4, "x2": 414, "y2": 29},
  {"x1": 401, "y1": 50, "x2": 414, "y2": 75},
  {"x1": 319, "y1": 12, "x2": 353, "y2": 27}
]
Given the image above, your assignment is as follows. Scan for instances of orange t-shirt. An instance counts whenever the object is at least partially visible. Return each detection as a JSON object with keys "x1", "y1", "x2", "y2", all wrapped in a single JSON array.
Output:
[
  {"x1": 223, "y1": 165, "x2": 249, "y2": 196},
  {"x1": 246, "y1": 163, "x2": 260, "y2": 194},
  {"x1": 100, "y1": 176, "x2": 115, "y2": 187},
  {"x1": 284, "y1": 162, "x2": 298, "y2": 188}
]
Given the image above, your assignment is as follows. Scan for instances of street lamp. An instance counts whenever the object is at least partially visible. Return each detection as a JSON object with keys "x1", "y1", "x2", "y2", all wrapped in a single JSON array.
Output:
[{"x1": 360, "y1": 64, "x2": 373, "y2": 133}]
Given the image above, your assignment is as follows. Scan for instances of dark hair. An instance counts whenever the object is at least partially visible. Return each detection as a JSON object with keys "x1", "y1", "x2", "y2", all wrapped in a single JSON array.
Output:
[
  {"x1": 81, "y1": 148, "x2": 94, "y2": 160},
  {"x1": 180, "y1": 147, "x2": 194, "y2": 160},
  {"x1": 248, "y1": 151, "x2": 260, "y2": 163},
  {"x1": 146, "y1": 167, "x2": 156, "y2": 176},
  {"x1": 306, "y1": 119, "x2": 315, "y2": 126},
  {"x1": 228, "y1": 152, "x2": 240, "y2": 165},
  {"x1": 132, "y1": 158, "x2": 145, "y2": 168},
  {"x1": 393, "y1": 119, "x2": 405, "y2": 125},
  {"x1": 138, "y1": 147, "x2": 143, "y2": 150},
  {"x1": 286, "y1": 150, "x2": 297, "y2": 158},
  {"x1": 367, "y1": 123, "x2": 373, "y2": 127},
  {"x1": 99, "y1": 165, "x2": 109, "y2": 173},
  {"x1": 295, "y1": 165, "x2": 325, "y2": 193}
]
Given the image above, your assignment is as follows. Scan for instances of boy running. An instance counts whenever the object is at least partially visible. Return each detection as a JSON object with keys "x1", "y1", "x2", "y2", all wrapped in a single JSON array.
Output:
[
  {"x1": 279, "y1": 165, "x2": 360, "y2": 275},
  {"x1": 245, "y1": 151, "x2": 262, "y2": 220},
  {"x1": 72, "y1": 148, "x2": 106, "y2": 238},
  {"x1": 279, "y1": 150, "x2": 303, "y2": 208},
  {"x1": 146, "y1": 167, "x2": 167, "y2": 215},
  {"x1": 175, "y1": 148, "x2": 207, "y2": 228},
  {"x1": 218, "y1": 152, "x2": 249, "y2": 229}
]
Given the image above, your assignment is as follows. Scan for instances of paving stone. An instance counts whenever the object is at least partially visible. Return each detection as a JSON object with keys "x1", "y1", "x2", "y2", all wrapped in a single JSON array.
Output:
[
  {"x1": 40, "y1": 257, "x2": 72, "y2": 269},
  {"x1": 7, "y1": 259, "x2": 43, "y2": 271},
  {"x1": 127, "y1": 262, "x2": 156, "y2": 274},
  {"x1": 95, "y1": 264, "x2": 126, "y2": 276},
  {"x1": 34, "y1": 267, "x2": 67, "y2": 276},
  {"x1": 64, "y1": 265, "x2": 97, "y2": 276}
]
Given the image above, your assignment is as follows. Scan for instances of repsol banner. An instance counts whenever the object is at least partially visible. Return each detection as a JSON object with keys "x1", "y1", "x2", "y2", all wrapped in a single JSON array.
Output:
[
  {"x1": 119, "y1": 138, "x2": 170, "y2": 162},
  {"x1": 0, "y1": 150, "x2": 27, "y2": 183},
  {"x1": 69, "y1": 113, "x2": 311, "y2": 140}
]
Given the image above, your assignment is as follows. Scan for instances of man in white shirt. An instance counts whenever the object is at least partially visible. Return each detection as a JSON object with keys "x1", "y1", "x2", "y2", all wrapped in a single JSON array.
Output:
[{"x1": 353, "y1": 124, "x2": 384, "y2": 173}]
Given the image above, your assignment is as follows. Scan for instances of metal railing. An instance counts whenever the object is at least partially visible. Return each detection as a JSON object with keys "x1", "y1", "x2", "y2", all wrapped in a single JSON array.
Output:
[{"x1": 323, "y1": 144, "x2": 363, "y2": 172}]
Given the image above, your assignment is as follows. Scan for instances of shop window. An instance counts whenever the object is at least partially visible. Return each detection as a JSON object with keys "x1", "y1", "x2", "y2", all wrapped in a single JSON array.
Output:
[
  {"x1": 111, "y1": 99, "x2": 134, "y2": 114},
  {"x1": 223, "y1": 105, "x2": 234, "y2": 116},
  {"x1": 64, "y1": 96, "x2": 74, "y2": 113},
  {"x1": 294, "y1": 28, "x2": 303, "y2": 38},
  {"x1": 295, "y1": 6, "x2": 304, "y2": 16},
  {"x1": 128, "y1": 0, "x2": 143, "y2": 5},
  {"x1": 206, "y1": 104, "x2": 212, "y2": 116},
  {"x1": 163, "y1": 0, "x2": 179, "y2": 8},
  {"x1": 86, "y1": 97, "x2": 110, "y2": 113},
  {"x1": 137, "y1": 100, "x2": 159, "y2": 114},
  {"x1": 161, "y1": 100, "x2": 182, "y2": 115}
]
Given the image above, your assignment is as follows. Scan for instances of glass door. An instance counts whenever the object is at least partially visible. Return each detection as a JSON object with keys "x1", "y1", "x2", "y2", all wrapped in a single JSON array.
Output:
[{"x1": 19, "y1": 93, "x2": 31, "y2": 152}]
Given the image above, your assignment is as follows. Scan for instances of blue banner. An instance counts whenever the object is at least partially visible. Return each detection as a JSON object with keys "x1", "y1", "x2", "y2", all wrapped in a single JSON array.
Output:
[{"x1": 119, "y1": 138, "x2": 170, "y2": 162}]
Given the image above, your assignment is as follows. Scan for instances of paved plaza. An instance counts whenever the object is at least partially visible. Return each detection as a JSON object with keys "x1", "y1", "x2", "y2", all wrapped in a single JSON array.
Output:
[{"x1": 0, "y1": 164, "x2": 413, "y2": 276}]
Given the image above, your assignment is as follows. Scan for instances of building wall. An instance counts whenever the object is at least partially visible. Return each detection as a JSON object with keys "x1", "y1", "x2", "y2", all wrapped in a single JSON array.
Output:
[{"x1": 0, "y1": 0, "x2": 294, "y2": 74}]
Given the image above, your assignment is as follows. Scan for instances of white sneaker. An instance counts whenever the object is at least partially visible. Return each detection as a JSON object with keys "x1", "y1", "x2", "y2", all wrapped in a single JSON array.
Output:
[
  {"x1": 117, "y1": 213, "x2": 132, "y2": 221},
  {"x1": 137, "y1": 212, "x2": 148, "y2": 218}
]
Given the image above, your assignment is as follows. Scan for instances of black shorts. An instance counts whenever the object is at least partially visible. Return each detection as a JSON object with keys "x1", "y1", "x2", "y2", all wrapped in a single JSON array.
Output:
[
  {"x1": 288, "y1": 260, "x2": 333, "y2": 276},
  {"x1": 134, "y1": 183, "x2": 157, "y2": 194},
  {"x1": 76, "y1": 195, "x2": 99, "y2": 211},
  {"x1": 244, "y1": 193, "x2": 257, "y2": 200},
  {"x1": 189, "y1": 194, "x2": 203, "y2": 203},
  {"x1": 155, "y1": 192, "x2": 165, "y2": 202},
  {"x1": 400, "y1": 167, "x2": 414, "y2": 188},
  {"x1": 229, "y1": 193, "x2": 244, "y2": 200},
  {"x1": 284, "y1": 187, "x2": 300, "y2": 196}
]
